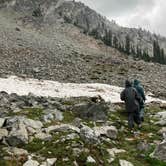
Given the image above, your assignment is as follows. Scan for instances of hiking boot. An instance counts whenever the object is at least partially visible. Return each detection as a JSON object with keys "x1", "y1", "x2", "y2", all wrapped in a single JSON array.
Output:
[
  {"x1": 141, "y1": 117, "x2": 144, "y2": 122},
  {"x1": 138, "y1": 124, "x2": 142, "y2": 129}
]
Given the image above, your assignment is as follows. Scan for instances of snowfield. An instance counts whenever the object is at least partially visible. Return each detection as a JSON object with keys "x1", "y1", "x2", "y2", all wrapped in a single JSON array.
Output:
[{"x1": 0, "y1": 76, "x2": 165, "y2": 104}]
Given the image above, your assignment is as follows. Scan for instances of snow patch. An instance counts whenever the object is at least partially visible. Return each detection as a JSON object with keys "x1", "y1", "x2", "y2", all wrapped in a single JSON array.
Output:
[{"x1": 0, "y1": 76, "x2": 165, "y2": 104}]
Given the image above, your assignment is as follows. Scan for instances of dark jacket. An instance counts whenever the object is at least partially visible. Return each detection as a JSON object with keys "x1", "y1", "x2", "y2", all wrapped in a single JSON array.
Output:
[{"x1": 121, "y1": 85, "x2": 141, "y2": 113}]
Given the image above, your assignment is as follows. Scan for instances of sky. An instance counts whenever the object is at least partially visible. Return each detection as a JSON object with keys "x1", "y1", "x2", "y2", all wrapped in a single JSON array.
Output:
[{"x1": 76, "y1": 0, "x2": 166, "y2": 37}]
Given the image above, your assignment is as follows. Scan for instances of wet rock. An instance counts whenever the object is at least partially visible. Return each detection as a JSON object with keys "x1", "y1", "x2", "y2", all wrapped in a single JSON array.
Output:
[{"x1": 119, "y1": 159, "x2": 134, "y2": 166}]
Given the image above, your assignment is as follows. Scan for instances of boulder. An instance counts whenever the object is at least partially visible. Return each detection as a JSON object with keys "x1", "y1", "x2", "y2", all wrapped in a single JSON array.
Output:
[
  {"x1": 93, "y1": 126, "x2": 118, "y2": 139},
  {"x1": 72, "y1": 100, "x2": 109, "y2": 121},
  {"x1": 6, "y1": 122, "x2": 28, "y2": 146},
  {"x1": 23, "y1": 118, "x2": 43, "y2": 129},
  {"x1": 80, "y1": 126, "x2": 99, "y2": 144}
]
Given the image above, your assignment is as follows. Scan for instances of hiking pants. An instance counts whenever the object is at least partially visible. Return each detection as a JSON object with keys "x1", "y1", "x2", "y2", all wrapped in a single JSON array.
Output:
[{"x1": 128, "y1": 111, "x2": 141, "y2": 129}]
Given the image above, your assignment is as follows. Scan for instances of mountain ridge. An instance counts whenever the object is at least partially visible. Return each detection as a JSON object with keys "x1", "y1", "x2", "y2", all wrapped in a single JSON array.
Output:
[{"x1": 1, "y1": 0, "x2": 166, "y2": 61}]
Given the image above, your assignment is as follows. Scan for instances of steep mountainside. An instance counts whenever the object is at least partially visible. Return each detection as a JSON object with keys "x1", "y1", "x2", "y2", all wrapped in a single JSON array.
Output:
[
  {"x1": 1, "y1": 0, "x2": 166, "y2": 59},
  {"x1": 0, "y1": 0, "x2": 166, "y2": 98}
]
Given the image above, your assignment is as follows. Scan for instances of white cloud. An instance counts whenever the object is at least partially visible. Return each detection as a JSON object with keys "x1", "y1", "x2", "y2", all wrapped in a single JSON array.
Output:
[{"x1": 76, "y1": 0, "x2": 166, "y2": 36}]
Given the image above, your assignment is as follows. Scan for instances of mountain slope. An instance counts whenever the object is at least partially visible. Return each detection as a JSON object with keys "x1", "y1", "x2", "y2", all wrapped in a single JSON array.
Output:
[
  {"x1": 0, "y1": 0, "x2": 166, "y2": 98},
  {"x1": 1, "y1": 0, "x2": 166, "y2": 59}
]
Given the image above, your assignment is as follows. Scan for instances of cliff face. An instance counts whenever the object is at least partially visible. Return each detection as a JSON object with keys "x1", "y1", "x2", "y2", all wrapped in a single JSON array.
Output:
[{"x1": 1, "y1": 0, "x2": 166, "y2": 57}]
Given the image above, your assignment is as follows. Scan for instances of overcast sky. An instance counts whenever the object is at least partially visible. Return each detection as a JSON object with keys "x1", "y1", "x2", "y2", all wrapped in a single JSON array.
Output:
[{"x1": 76, "y1": 0, "x2": 166, "y2": 37}]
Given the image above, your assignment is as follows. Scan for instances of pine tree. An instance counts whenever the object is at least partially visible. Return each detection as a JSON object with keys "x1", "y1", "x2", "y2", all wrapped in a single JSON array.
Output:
[
  {"x1": 113, "y1": 35, "x2": 118, "y2": 48},
  {"x1": 160, "y1": 48, "x2": 165, "y2": 64},
  {"x1": 125, "y1": 35, "x2": 130, "y2": 55},
  {"x1": 103, "y1": 30, "x2": 112, "y2": 47}
]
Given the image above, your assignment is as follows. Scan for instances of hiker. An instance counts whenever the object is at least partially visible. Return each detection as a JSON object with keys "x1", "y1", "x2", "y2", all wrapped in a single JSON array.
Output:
[
  {"x1": 133, "y1": 79, "x2": 146, "y2": 122},
  {"x1": 120, "y1": 80, "x2": 142, "y2": 130}
]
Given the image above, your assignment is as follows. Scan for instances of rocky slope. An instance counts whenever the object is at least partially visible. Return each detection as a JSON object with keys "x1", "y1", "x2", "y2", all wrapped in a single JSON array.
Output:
[{"x1": 0, "y1": 92, "x2": 166, "y2": 165}]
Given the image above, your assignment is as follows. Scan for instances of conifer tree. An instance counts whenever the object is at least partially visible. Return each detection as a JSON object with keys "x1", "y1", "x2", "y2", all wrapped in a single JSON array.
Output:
[{"x1": 125, "y1": 35, "x2": 130, "y2": 55}]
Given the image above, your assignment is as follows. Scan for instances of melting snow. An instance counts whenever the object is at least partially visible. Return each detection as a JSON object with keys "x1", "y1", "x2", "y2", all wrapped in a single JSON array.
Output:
[{"x1": 0, "y1": 76, "x2": 165, "y2": 104}]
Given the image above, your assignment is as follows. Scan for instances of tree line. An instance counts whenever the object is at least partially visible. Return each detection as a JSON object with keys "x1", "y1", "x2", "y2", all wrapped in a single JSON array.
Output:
[{"x1": 88, "y1": 29, "x2": 166, "y2": 64}]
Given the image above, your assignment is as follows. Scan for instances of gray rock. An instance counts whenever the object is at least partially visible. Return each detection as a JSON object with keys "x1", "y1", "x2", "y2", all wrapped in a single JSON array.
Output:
[
  {"x1": 119, "y1": 160, "x2": 134, "y2": 166},
  {"x1": 72, "y1": 118, "x2": 82, "y2": 128},
  {"x1": 4, "y1": 147, "x2": 28, "y2": 156},
  {"x1": 6, "y1": 122, "x2": 28, "y2": 146},
  {"x1": 0, "y1": 118, "x2": 5, "y2": 128},
  {"x1": 158, "y1": 127, "x2": 166, "y2": 140},
  {"x1": 65, "y1": 133, "x2": 79, "y2": 140},
  {"x1": 23, "y1": 159, "x2": 39, "y2": 166},
  {"x1": 156, "y1": 111, "x2": 166, "y2": 119},
  {"x1": 87, "y1": 156, "x2": 96, "y2": 163},
  {"x1": 93, "y1": 126, "x2": 118, "y2": 139},
  {"x1": 137, "y1": 141, "x2": 150, "y2": 152},
  {"x1": 155, "y1": 120, "x2": 166, "y2": 126},
  {"x1": 43, "y1": 113, "x2": 54, "y2": 123},
  {"x1": 72, "y1": 101, "x2": 108, "y2": 121},
  {"x1": 80, "y1": 126, "x2": 99, "y2": 144},
  {"x1": 0, "y1": 129, "x2": 8, "y2": 140},
  {"x1": 152, "y1": 140, "x2": 166, "y2": 162},
  {"x1": 46, "y1": 158, "x2": 57, "y2": 166},
  {"x1": 54, "y1": 110, "x2": 64, "y2": 121},
  {"x1": 23, "y1": 118, "x2": 43, "y2": 129},
  {"x1": 35, "y1": 132, "x2": 52, "y2": 141},
  {"x1": 46, "y1": 124, "x2": 80, "y2": 133},
  {"x1": 107, "y1": 148, "x2": 126, "y2": 158}
]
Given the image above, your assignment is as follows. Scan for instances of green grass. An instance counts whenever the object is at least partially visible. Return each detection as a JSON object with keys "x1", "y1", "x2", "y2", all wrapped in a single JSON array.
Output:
[{"x1": 8, "y1": 108, "x2": 44, "y2": 120}]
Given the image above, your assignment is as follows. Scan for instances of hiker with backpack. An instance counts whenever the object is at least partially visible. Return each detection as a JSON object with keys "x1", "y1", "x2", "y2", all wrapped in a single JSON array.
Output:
[
  {"x1": 133, "y1": 79, "x2": 146, "y2": 122},
  {"x1": 120, "y1": 80, "x2": 142, "y2": 130}
]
